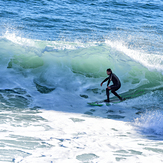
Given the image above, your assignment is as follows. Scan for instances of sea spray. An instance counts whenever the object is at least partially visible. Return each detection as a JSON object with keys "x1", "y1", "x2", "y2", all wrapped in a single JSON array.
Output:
[{"x1": 134, "y1": 110, "x2": 163, "y2": 136}]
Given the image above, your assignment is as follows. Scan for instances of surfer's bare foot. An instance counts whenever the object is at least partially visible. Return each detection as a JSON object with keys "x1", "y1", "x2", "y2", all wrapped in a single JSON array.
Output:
[{"x1": 104, "y1": 99, "x2": 110, "y2": 102}]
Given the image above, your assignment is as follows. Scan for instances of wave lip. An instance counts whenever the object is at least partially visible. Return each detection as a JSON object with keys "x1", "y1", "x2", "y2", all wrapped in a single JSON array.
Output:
[{"x1": 105, "y1": 40, "x2": 163, "y2": 72}]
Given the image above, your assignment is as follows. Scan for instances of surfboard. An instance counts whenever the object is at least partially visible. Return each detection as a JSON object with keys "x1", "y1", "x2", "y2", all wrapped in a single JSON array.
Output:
[
  {"x1": 87, "y1": 89, "x2": 145, "y2": 106},
  {"x1": 87, "y1": 102, "x2": 105, "y2": 106},
  {"x1": 87, "y1": 99, "x2": 123, "y2": 106}
]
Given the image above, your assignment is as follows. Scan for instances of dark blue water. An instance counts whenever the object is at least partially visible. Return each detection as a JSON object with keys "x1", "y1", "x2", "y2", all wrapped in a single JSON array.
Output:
[{"x1": 1, "y1": 0, "x2": 163, "y2": 44}]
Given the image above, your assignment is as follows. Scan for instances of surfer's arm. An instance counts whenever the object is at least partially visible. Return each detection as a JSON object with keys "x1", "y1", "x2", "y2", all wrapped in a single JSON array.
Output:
[{"x1": 101, "y1": 77, "x2": 109, "y2": 86}]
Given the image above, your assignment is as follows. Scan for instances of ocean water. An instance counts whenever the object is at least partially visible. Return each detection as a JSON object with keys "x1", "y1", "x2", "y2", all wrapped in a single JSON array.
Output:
[{"x1": 0, "y1": 0, "x2": 163, "y2": 162}]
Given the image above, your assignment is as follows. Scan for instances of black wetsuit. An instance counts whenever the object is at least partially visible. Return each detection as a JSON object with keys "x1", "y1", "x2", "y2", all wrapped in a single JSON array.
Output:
[{"x1": 102, "y1": 73, "x2": 122, "y2": 101}]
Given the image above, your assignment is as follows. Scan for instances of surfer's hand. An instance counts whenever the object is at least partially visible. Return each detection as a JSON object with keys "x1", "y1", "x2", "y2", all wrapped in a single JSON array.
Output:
[
  {"x1": 107, "y1": 86, "x2": 111, "y2": 90},
  {"x1": 101, "y1": 82, "x2": 103, "y2": 86}
]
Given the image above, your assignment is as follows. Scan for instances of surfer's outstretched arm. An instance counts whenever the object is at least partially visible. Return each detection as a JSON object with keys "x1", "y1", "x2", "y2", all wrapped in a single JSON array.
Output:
[
  {"x1": 101, "y1": 77, "x2": 109, "y2": 86},
  {"x1": 101, "y1": 75, "x2": 112, "y2": 86}
]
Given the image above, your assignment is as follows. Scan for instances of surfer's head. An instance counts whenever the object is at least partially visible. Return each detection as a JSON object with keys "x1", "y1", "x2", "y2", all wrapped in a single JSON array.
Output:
[{"x1": 107, "y1": 68, "x2": 112, "y2": 75}]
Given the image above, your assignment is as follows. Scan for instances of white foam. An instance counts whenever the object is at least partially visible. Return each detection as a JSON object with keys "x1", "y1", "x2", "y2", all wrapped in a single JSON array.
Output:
[
  {"x1": 134, "y1": 110, "x2": 163, "y2": 135},
  {"x1": 6, "y1": 110, "x2": 162, "y2": 162},
  {"x1": 105, "y1": 39, "x2": 163, "y2": 72},
  {"x1": 3, "y1": 32, "x2": 35, "y2": 47},
  {"x1": 3, "y1": 32, "x2": 99, "y2": 51}
]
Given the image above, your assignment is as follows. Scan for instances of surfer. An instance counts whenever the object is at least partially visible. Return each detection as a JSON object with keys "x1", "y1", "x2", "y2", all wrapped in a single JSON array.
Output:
[{"x1": 101, "y1": 68, "x2": 123, "y2": 102}]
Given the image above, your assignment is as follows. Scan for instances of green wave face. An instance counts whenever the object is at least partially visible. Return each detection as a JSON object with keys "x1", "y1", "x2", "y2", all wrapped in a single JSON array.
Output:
[{"x1": 7, "y1": 54, "x2": 44, "y2": 69}]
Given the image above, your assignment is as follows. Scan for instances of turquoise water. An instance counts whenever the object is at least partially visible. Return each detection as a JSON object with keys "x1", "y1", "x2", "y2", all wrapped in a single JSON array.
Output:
[{"x1": 0, "y1": 0, "x2": 163, "y2": 162}]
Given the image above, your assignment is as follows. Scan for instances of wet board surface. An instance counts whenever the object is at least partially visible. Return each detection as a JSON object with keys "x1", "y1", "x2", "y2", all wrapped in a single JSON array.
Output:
[{"x1": 87, "y1": 100, "x2": 122, "y2": 106}]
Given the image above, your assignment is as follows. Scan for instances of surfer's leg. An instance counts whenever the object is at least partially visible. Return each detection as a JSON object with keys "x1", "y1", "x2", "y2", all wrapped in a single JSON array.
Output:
[
  {"x1": 111, "y1": 90, "x2": 122, "y2": 100},
  {"x1": 104, "y1": 88, "x2": 110, "y2": 102},
  {"x1": 110, "y1": 86, "x2": 122, "y2": 100}
]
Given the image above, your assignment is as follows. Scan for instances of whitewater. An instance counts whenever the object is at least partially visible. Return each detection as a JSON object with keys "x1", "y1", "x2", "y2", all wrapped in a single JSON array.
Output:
[{"x1": 0, "y1": 0, "x2": 163, "y2": 162}]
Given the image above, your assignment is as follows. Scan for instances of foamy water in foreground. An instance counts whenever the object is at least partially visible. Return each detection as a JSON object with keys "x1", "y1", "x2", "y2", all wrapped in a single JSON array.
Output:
[{"x1": 1, "y1": 108, "x2": 163, "y2": 162}]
